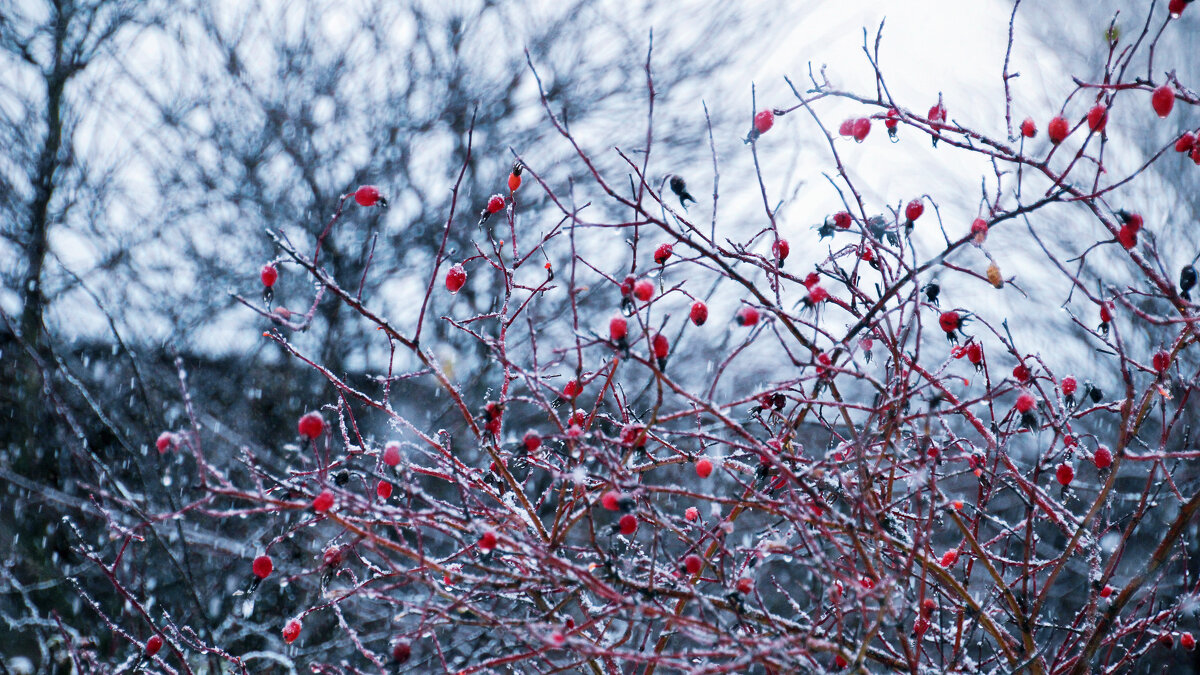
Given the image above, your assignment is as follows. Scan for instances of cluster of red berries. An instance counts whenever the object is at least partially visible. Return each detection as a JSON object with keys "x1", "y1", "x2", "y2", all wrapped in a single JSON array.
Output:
[
  {"x1": 803, "y1": 272, "x2": 831, "y2": 308},
  {"x1": 838, "y1": 117, "x2": 871, "y2": 142},
  {"x1": 949, "y1": 341, "x2": 983, "y2": 369},
  {"x1": 483, "y1": 401, "x2": 504, "y2": 436}
]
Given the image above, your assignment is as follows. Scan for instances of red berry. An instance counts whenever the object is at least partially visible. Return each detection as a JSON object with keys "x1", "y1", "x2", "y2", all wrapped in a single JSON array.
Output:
[
  {"x1": 921, "y1": 598, "x2": 936, "y2": 616},
  {"x1": 156, "y1": 432, "x2": 174, "y2": 454},
  {"x1": 971, "y1": 218, "x2": 988, "y2": 243},
  {"x1": 1100, "y1": 302, "x2": 1114, "y2": 324},
  {"x1": 602, "y1": 490, "x2": 620, "y2": 511},
  {"x1": 146, "y1": 635, "x2": 163, "y2": 656},
  {"x1": 966, "y1": 343, "x2": 983, "y2": 365},
  {"x1": 1048, "y1": 116, "x2": 1070, "y2": 144},
  {"x1": 1161, "y1": 633, "x2": 1175, "y2": 649},
  {"x1": 852, "y1": 117, "x2": 871, "y2": 142},
  {"x1": 253, "y1": 554, "x2": 274, "y2": 579},
  {"x1": 833, "y1": 211, "x2": 852, "y2": 229},
  {"x1": 1093, "y1": 446, "x2": 1113, "y2": 469},
  {"x1": 1192, "y1": 144, "x2": 1200, "y2": 165},
  {"x1": 690, "y1": 301, "x2": 708, "y2": 326},
  {"x1": 1061, "y1": 376, "x2": 1077, "y2": 396},
  {"x1": 1122, "y1": 211, "x2": 1144, "y2": 231},
  {"x1": 377, "y1": 480, "x2": 393, "y2": 499},
  {"x1": 683, "y1": 554, "x2": 702, "y2": 574},
  {"x1": 1182, "y1": 632, "x2": 1195, "y2": 650},
  {"x1": 859, "y1": 247, "x2": 874, "y2": 263},
  {"x1": 1176, "y1": 132, "x2": 1196, "y2": 153},
  {"x1": 313, "y1": 490, "x2": 334, "y2": 512},
  {"x1": 914, "y1": 617, "x2": 930, "y2": 636},
  {"x1": 754, "y1": 110, "x2": 775, "y2": 134},
  {"x1": 1170, "y1": 0, "x2": 1187, "y2": 16},
  {"x1": 940, "y1": 549, "x2": 958, "y2": 567},
  {"x1": 938, "y1": 311, "x2": 961, "y2": 334},
  {"x1": 838, "y1": 118, "x2": 855, "y2": 137},
  {"x1": 508, "y1": 172, "x2": 522, "y2": 192},
  {"x1": 1087, "y1": 104, "x2": 1108, "y2": 132},
  {"x1": 563, "y1": 379, "x2": 582, "y2": 398},
  {"x1": 736, "y1": 576, "x2": 754, "y2": 594},
  {"x1": 1118, "y1": 225, "x2": 1137, "y2": 250},
  {"x1": 807, "y1": 286, "x2": 829, "y2": 305},
  {"x1": 928, "y1": 101, "x2": 947, "y2": 126},
  {"x1": 735, "y1": 307, "x2": 760, "y2": 327},
  {"x1": 260, "y1": 264, "x2": 278, "y2": 288},
  {"x1": 654, "y1": 243, "x2": 673, "y2": 265},
  {"x1": 1020, "y1": 117, "x2": 1037, "y2": 138},
  {"x1": 383, "y1": 441, "x2": 401, "y2": 467},
  {"x1": 568, "y1": 408, "x2": 587, "y2": 428},
  {"x1": 524, "y1": 430, "x2": 542, "y2": 452},
  {"x1": 620, "y1": 275, "x2": 635, "y2": 297},
  {"x1": 1015, "y1": 392, "x2": 1036, "y2": 414},
  {"x1": 478, "y1": 531, "x2": 497, "y2": 552},
  {"x1": 487, "y1": 194, "x2": 505, "y2": 214},
  {"x1": 620, "y1": 423, "x2": 647, "y2": 447},
  {"x1": 835, "y1": 654, "x2": 849, "y2": 669},
  {"x1": 652, "y1": 333, "x2": 670, "y2": 360},
  {"x1": 905, "y1": 199, "x2": 925, "y2": 223},
  {"x1": 354, "y1": 185, "x2": 381, "y2": 207},
  {"x1": 392, "y1": 641, "x2": 412, "y2": 663},
  {"x1": 323, "y1": 546, "x2": 344, "y2": 571},
  {"x1": 695, "y1": 458, "x2": 713, "y2": 479},
  {"x1": 1153, "y1": 349, "x2": 1171, "y2": 372},
  {"x1": 445, "y1": 264, "x2": 467, "y2": 293},
  {"x1": 1013, "y1": 364, "x2": 1031, "y2": 383},
  {"x1": 803, "y1": 272, "x2": 820, "y2": 289},
  {"x1": 633, "y1": 279, "x2": 654, "y2": 302},
  {"x1": 609, "y1": 316, "x2": 628, "y2": 342},
  {"x1": 1100, "y1": 584, "x2": 1113, "y2": 598},
  {"x1": 1056, "y1": 462, "x2": 1075, "y2": 486},
  {"x1": 619, "y1": 514, "x2": 638, "y2": 535},
  {"x1": 816, "y1": 352, "x2": 834, "y2": 378},
  {"x1": 1152, "y1": 84, "x2": 1176, "y2": 118},
  {"x1": 283, "y1": 618, "x2": 302, "y2": 644},
  {"x1": 685, "y1": 506, "x2": 699, "y2": 521},
  {"x1": 297, "y1": 411, "x2": 325, "y2": 439},
  {"x1": 885, "y1": 108, "x2": 900, "y2": 130},
  {"x1": 772, "y1": 239, "x2": 790, "y2": 264}
]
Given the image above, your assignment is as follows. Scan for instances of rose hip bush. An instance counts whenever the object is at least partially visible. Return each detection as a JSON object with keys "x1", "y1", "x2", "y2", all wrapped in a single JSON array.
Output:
[{"x1": 66, "y1": 5, "x2": 1200, "y2": 673}]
